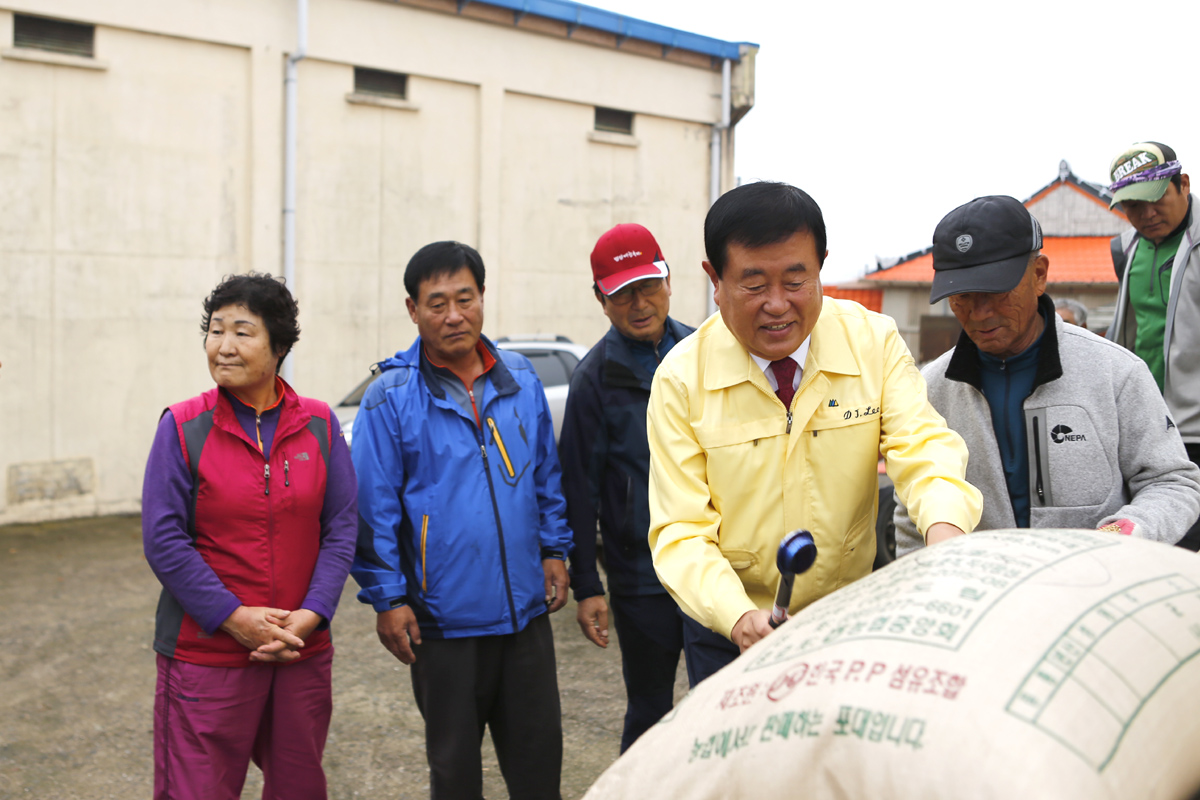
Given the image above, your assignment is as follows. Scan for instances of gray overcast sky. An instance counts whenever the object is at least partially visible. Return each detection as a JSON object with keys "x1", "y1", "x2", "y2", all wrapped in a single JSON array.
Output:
[{"x1": 586, "y1": 0, "x2": 1199, "y2": 285}]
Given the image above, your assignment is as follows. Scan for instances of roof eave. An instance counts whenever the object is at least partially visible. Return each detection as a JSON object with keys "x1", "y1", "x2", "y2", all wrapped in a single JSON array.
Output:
[{"x1": 443, "y1": 0, "x2": 755, "y2": 61}]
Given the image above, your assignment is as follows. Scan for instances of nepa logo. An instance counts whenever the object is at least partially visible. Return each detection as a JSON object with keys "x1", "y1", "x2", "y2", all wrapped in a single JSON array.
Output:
[
  {"x1": 1051, "y1": 424, "x2": 1086, "y2": 443},
  {"x1": 955, "y1": 234, "x2": 973, "y2": 253}
]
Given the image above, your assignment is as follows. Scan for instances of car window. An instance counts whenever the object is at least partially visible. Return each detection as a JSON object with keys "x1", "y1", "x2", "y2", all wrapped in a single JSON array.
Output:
[
  {"x1": 515, "y1": 349, "x2": 578, "y2": 388},
  {"x1": 337, "y1": 347, "x2": 581, "y2": 407}
]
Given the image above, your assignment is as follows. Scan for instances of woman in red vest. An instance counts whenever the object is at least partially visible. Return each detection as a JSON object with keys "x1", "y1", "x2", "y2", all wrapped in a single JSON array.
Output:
[{"x1": 142, "y1": 273, "x2": 357, "y2": 800}]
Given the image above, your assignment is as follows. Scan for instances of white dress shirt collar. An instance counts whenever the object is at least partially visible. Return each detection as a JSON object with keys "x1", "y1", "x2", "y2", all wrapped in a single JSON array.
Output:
[{"x1": 750, "y1": 337, "x2": 811, "y2": 392}]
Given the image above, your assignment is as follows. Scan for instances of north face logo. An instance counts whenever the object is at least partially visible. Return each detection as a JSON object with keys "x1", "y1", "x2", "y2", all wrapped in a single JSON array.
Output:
[{"x1": 1051, "y1": 424, "x2": 1086, "y2": 443}]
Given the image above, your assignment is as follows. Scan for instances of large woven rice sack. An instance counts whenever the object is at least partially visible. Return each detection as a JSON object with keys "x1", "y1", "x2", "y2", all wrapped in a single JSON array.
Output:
[{"x1": 585, "y1": 530, "x2": 1200, "y2": 800}]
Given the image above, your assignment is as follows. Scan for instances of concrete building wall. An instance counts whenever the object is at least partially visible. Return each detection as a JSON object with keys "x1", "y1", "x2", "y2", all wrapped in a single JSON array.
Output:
[
  {"x1": 0, "y1": 0, "x2": 746, "y2": 524},
  {"x1": 1028, "y1": 187, "x2": 1129, "y2": 237}
]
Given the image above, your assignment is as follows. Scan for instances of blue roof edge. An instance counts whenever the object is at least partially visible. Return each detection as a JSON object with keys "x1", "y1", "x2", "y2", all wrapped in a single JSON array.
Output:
[{"x1": 466, "y1": 0, "x2": 755, "y2": 61}]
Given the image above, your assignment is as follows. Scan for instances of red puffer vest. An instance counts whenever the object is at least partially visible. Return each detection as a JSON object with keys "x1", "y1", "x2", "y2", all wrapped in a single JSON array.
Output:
[{"x1": 154, "y1": 382, "x2": 332, "y2": 667}]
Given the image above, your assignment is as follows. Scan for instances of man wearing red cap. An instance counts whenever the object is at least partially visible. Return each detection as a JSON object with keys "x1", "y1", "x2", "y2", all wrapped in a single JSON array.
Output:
[
  {"x1": 559, "y1": 223, "x2": 695, "y2": 752},
  {"x1": 1106, "y1": 142, "x2": 1200, "y2": 549}
]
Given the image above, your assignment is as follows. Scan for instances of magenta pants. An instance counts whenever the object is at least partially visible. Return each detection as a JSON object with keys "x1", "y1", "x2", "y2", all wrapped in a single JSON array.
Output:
[{"x1": 153, "y1": 647, "x2": 333, "y2": 800}]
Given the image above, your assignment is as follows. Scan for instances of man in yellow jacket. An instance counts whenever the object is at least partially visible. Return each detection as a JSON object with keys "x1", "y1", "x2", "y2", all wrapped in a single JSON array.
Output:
[{"x1": 648, "y1": 181, "x2": 982, "y2": 686}]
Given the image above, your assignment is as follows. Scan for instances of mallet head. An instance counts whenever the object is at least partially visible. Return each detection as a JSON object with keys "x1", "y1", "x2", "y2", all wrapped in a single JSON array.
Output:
[{"x1": 777, "y1": 528, "x2": 817, "y2": 576}]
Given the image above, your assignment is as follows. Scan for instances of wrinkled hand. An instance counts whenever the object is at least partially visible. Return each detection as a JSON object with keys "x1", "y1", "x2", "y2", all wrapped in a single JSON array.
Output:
[
  {"x1": 925, "y1": 522, "x2": 966, "y2": 546},
  {"x1": 220, "y1": 606, "x2": 305, "y2": 657},
  {"x1": 251, "y1": 608, "x2": 323, "y2": 663},
  {"x1": 731, "y1": 609, "x2": 774, "y2": 654},
  {"x1": 576, "y1": 595, "x2": 609, "y2": 648},
  {"x1": 377, "y1": 606, "x2": 422, "y2": 665},
  {"x1": 543, "y1": 559, "x2": 569, "y2": 613}
]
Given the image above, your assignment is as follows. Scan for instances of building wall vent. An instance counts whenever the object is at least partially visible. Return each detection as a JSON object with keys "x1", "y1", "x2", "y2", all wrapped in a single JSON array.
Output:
[
  {"x1": 354, "y1": 67, "x2": 408, "y2": 100},
  {"x1": 595, "y1": 107, "x2": 634, "y2": 135},
  {"x1": 14, "y1": 14, "x2": 95, "y2": 58}
]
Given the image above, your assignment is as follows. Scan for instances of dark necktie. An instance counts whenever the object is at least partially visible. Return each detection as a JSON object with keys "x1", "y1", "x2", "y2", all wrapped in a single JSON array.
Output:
[{"x1": 770, "y1": 358, "x2": 797, "y2": 409}]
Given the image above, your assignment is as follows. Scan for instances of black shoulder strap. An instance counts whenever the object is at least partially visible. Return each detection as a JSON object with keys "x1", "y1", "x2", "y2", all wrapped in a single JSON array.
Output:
[{"x1": 1111, "y1": 234, "x2": 1131, "y2": 282}]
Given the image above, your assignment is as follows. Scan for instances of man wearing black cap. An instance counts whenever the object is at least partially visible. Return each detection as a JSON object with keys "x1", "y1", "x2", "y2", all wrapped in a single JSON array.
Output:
[
  {"x1": 559, "y1": 223, "x2": 694, "y2": 752},
  {"x1": 894, "y1": 196, "x2": 1200, "y2": 555},
  {"x1": 1105, "y1": 142, "x2": 1200, "y2": 549}
]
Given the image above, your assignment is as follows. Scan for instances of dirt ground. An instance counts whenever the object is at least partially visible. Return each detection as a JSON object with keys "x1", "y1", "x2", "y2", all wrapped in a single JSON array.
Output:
[{"x1": 0, "y1": 514, "x2": 688, "y2": 799}]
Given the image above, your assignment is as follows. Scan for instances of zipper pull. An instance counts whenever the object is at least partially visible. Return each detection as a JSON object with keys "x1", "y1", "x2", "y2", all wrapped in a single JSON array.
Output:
[
  {"x1": 264, "y1": 463, "x2": 271, "y2": 496},
  {"x1": 786, "y1": 411, "x2": 793, "y2": 434},
  {"x1": 479, "y1": 443, "x2": 489, "y2": 464},
  {"x1": 284, "y1": 459, "x2": 290, "y2": 488}
]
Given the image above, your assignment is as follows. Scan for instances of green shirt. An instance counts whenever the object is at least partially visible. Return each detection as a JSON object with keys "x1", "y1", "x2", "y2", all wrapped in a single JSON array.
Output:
[{"x1": 1128, "y1": 227, "x2": 1185, "y2": 391}]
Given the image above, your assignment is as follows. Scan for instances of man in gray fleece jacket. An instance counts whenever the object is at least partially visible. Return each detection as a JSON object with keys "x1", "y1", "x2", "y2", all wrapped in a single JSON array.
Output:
[{"x1": 895, "y1": 195, "x2": 1200, "y2": 556}]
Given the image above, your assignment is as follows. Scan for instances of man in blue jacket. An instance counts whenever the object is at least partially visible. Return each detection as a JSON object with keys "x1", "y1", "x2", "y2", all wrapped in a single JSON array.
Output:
[
  {"x1": 559, "y1": 223, "x2": 695, "y2": 752},
  {"x1": 351, "y1": 240, "x2": 573, "y2": 800}
]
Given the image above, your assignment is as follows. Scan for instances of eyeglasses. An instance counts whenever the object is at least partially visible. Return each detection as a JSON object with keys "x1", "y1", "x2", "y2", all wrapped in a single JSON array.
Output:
[{"x1": 606, "y1": 279, "x2": 665, "y2": 306}]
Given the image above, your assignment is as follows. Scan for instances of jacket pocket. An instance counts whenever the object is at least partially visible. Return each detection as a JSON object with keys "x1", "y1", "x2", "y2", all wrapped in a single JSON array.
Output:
[
  {"x1": 722, "y1": 548, "x2": 759, "y2": 572},
  {"x1": 486, "y1": 414, "x2": 533, "y2": 488},
  {"x1": 1028, "y1": 407, "x2": 1109, "y2": 508},
  {"x1": 486, "y1": 418, "x2": 516, "y2": 478},
  {"x1": 420, "y1": 514, "x2": 430, "y2": 593},
  {"x1": 694, "y1": 418, "x2": 783, "y2": 449},
  {"x1": 806, "y1": 401, "x2": 883, "y2": 432}
]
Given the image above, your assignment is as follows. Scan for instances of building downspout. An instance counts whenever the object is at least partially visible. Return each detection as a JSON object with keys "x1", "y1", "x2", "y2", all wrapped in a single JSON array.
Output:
[
  {"x1": 282, "y1": 0, "x2": 307, "y2": 382},
  {"x1": 707, "y1": 57, "x2": 731, "y2": 317}
]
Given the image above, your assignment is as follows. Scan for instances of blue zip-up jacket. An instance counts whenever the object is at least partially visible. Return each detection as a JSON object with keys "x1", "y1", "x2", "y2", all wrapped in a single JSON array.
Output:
[{"x1": 350, "y1": 336, "x2": 573, "y2": 639}]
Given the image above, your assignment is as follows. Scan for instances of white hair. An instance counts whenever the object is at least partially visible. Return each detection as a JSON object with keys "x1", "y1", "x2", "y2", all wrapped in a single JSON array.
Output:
[{"x1": 1054, "y1": 297, "x2": 1088, "y2": 328}]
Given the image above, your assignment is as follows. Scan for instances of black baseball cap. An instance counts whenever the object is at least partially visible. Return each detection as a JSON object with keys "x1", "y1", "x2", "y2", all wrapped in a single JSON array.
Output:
[{"x1": 929, "y1": 195, "x2": 1043, "y2": 304}]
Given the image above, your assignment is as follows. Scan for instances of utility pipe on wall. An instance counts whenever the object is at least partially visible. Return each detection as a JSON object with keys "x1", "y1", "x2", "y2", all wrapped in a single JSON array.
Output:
[
  {"x1": 707, "y1": 58, "x2": 731, "y2": 317},
  {"x1": 282, "y1": 0, "x2": 308, "y2": 382}
]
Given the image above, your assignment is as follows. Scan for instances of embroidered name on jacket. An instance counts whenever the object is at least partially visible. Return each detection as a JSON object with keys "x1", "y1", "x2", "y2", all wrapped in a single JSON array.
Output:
[{"x1": 841, "y1": 405, "x2": 880, "y2": 421}]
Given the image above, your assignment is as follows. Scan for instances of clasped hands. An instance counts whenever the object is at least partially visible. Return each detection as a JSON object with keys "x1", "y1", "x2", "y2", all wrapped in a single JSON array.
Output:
[{"x1": 220, "y1": 605, "x2": 322, "y2": 663}]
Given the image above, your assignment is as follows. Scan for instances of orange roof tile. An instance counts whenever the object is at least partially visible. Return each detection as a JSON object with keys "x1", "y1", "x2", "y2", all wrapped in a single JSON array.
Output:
[
  {"x1": 823, "y1": 286, "x2": 882, "y2": 312},
  {"x1": 864, "y1": 237, "x2": 1117, "y2": 286},
  {"x1": 1042, "y1": 237, "x2": 1118, "y2": 284},
  {"x1": 864, "y1": 252, "x2": 933, "y2": 283}
]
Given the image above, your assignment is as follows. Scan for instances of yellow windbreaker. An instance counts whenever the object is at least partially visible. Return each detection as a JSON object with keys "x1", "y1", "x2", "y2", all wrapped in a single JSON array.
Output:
[{"x1": 647, "y1": 298, "x2": 981, "y2": 639}]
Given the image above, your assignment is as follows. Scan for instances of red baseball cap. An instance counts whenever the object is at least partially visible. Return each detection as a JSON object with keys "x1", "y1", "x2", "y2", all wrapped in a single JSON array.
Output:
[{"x1": 590, "y1": 224, "x2": 669, "y2": 295}]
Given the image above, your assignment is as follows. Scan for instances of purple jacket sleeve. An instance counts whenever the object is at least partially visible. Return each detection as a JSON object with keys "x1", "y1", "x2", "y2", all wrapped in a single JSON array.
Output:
[
  {"x1": 142, "y1": 411, "x2": 242, "y2": 635},
  {"x1": 300, "y1": 414, "x2": 358, "y2": 627}
]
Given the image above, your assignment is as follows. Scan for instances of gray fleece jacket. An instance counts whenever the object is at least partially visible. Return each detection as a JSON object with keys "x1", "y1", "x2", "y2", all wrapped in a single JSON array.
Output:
[
  {"x1": 896, "y1": 298, "x2": 1200, "y2": 555},
  {"x1": 1107, "y1": 195, "x2": 1200, "y2": 444}
]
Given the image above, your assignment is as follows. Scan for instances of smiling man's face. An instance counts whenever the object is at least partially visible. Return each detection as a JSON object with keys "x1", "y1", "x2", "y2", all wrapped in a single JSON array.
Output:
[{"x1": 703, "y1": 230, "x2": 825, "y2": 361}]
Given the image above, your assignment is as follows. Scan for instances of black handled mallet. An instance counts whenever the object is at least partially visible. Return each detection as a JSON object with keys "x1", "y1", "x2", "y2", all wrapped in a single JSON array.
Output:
[{"x1": 769, "y1": 528, "x2": 817, "y2": 629}]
